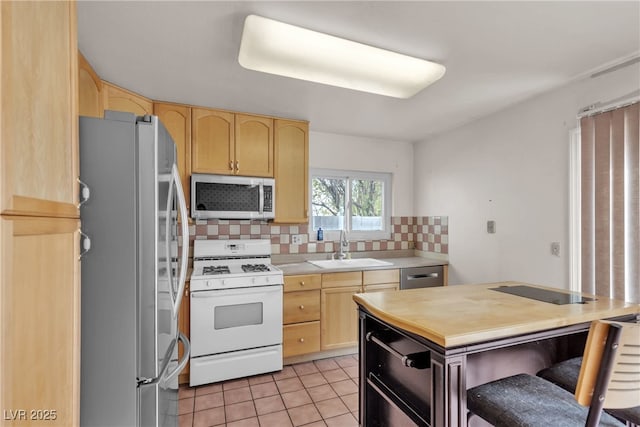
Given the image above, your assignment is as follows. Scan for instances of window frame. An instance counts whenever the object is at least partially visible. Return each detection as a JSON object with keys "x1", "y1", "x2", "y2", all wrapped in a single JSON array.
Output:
[{"x1": 309, "y1": 168, "x2": 392, "y2": 241}]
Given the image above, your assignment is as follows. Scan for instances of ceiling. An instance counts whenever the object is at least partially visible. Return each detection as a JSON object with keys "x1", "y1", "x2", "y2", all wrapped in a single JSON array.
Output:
[{"x1": 77, "y1": 1, "x2": 640, "y2": 142}]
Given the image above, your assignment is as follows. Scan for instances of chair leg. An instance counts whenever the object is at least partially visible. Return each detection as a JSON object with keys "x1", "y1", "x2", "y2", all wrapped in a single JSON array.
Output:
[{"x1": 585, "y1": 324, "x2": 622, "y2": 427}]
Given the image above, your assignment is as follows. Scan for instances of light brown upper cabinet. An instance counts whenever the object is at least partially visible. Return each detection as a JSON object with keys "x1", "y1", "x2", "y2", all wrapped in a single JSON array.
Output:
[
  {"x1": 235, "y1": 114, "x2": 273, "y2": 177},
  {"x1": 78, "y1": 51, "x2": 103, "y2": 118},
  {"x1": 192, "y1": 108, "x2": 274, "y2": 177},
  {"x1": 154, "y1": 102, "x2": 192, "y2": 214},
  {"x1": 191, "y1": 108, "x2": 235, "y2": 175},
  {"x1": 274, "y1": 119, "x2": 309, "y2": 223},
  {"x1": 1, "y1": 0, "x2": 79, "y2": 218},
  {"x1": 103, "y1": 81, "x2": 153, "y2": 116}
]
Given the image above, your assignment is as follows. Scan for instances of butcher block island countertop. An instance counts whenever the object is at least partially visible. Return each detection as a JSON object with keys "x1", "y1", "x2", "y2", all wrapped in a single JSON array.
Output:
[{"x1": 353, "y1": 281, "x2": 639, "y2": 348}]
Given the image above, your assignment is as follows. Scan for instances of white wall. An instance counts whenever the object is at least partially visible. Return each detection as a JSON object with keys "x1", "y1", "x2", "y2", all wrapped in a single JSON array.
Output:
[
  {"x1": 309, "y1": 131, "x2": 415, "y2": 216},
  {"x1": 414, "y1": 63, "x2": 640, "y2": 288}
]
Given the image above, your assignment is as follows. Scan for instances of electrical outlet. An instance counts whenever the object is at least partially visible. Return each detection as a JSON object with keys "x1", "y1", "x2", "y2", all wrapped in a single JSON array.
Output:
[
  {"x1": 487, "y1": 220, "x2": 496, "y2": 234},
  {"x1": 291, "y1": 234, "x2": 302, "y2": 245},
  {"x1": 551, "y1": 242, "x2": 560, "y2": 257}
]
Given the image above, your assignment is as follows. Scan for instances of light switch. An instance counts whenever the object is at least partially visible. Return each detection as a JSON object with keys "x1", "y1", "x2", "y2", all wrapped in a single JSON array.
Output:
[
  {"x1": 487, "y1": 220, "x2": 496, "y2": 234},
  {"x1": 551, "y1": 242, "x2": 560, "y2": 257}
]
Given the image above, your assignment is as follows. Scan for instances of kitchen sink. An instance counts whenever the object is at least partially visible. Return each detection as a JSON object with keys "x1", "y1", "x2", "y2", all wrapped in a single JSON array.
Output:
[{"x1": 307, "y1": 258, "x2": 393, "y2": 269}]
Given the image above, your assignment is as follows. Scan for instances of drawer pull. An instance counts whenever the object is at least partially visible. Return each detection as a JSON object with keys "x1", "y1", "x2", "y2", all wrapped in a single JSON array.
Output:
[
  {"x1": 366, "y1": 331, "x2": 430, "y2": 369},
  {"x1": 300, "y1": 281, "x2": 305, "y2": 286},
  {"x1": 299, "y1": 338, "x2": 305, "y2": 343},
  {"x1": 299, "y1": 305, "x2": 305, "y2": 310}
]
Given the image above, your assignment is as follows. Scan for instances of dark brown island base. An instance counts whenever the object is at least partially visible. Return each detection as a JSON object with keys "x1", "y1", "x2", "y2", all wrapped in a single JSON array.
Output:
[{"x1": 353, "y1": 281, "x2": 639, "y2": 427}]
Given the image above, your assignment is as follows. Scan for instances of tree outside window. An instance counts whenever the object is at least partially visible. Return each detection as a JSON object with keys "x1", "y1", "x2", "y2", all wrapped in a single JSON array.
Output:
[{"x1": 310, "y1": 169, "x2": 391, "y2": 239}]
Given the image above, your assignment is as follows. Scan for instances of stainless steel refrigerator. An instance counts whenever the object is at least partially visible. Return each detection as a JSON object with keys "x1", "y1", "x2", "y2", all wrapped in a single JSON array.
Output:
[{"x1": 79, "y1": 111, "x2": 190, "y2": 426}]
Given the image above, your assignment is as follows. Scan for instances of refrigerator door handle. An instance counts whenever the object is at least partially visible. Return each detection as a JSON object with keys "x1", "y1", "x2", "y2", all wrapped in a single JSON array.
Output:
[
  {"x1": 162, "y1": 332, "x2": 190, "y2": 386},
  {"x1": 165, "y1": 170, "x2": 178, "y2": 312},
  {"x1": 172, "y1": 164, "x2": 189, "y2": 319},
  {"x1": 137, "y1": 335, "x2": 178, "y2": 387}
]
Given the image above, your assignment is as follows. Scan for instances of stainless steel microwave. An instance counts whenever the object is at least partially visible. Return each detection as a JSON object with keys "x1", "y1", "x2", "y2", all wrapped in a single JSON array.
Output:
[{"x1": 190, "y1": 174, "x2": 275, "y2": 220}]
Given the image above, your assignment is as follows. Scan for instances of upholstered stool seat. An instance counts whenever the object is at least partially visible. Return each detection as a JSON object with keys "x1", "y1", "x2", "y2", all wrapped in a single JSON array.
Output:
[
  {"x1": 538, "y1": 357, "x2": 640, "y2": 425},
  {"x1": 467, "y1": 373, "x2": 625, "y2": 427}
]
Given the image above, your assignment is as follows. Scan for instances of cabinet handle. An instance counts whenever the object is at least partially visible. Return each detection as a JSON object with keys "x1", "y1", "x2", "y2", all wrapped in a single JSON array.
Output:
[
  {"x1": 366, "y1": 331, "x2": 431, "y2": 369},
  {"x1": 299, "y1": 338, "x2": 305, "y2": 343},
  {"x1": 300, "y1": 281, "x2": 305, "y2": 286},
  {"x1": 299, "y1": 305, "x2": 305, "y2": 310},
  {"x1": 229, "y1": 161, "x2": 234, "y2": 171},
  {"x1": 235, "y1": 161, "x2": 239, "y2": 172}
]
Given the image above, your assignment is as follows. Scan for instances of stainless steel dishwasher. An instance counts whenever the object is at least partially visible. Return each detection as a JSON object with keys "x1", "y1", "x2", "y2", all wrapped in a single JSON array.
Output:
[{"x1": 400, "y1": 266, "x2": 444, "y2": 289}]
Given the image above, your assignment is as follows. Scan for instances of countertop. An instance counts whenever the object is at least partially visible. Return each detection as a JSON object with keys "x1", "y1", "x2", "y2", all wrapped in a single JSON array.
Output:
[
  {"x1": 274, "y1": 256, "x2": 447, "y2": 276},
  {"x1": 353, "y1": 281, "x2": 639, "y2": 348}
]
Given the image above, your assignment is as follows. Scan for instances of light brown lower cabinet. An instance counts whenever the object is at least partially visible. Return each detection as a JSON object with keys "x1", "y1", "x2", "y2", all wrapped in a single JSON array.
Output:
[
  {"x1": 320, "y1": 269, "x2": 400, "y2": 351},
  {"x1": 282, "y1": 274, "x2": 321, "y2": 357},
  {"x1": 0, "y1": 215, "x2": 80, "y2": 426}
]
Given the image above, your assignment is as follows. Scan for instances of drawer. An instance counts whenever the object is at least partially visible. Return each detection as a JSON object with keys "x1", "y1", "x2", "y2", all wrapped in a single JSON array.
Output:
[
  {"x1": 322, "y1": 271, "x2": 362, "y2": 288},
  {"x1": 363, "y1": 269, "x2": 399, "y2": 285},
  {"x1": 283, "y1": 321, "x2": 320, "y2": 358},
  {"x1": 283, "y1": 290, "x2": 320, "y2": 324},
  {"x1": 284, "y1": 274, "x2": 321, "y2": 292}
]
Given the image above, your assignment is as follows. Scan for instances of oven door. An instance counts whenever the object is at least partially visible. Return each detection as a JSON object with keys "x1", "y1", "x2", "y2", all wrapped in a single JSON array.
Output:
[{"x1": 190, "y1": 284, "x2": 283, "y2": 357}]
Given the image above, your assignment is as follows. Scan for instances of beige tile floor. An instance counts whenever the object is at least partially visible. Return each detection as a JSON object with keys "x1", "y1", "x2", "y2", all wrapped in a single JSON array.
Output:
[{"x1": 178, "y1": 354, "x2": 360, "y2": 427}]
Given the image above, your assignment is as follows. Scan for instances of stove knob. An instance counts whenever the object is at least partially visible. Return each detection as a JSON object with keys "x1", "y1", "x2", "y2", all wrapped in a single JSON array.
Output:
[
  {"x1": 206, "y1": 281, "x2": 211, "y2": 287},
  {"x1": 222, "y1": 279, "x2": 226, "y2": 287},
  {"x1": 252, "y1": 277, "x2": 256, "y2": 284}
]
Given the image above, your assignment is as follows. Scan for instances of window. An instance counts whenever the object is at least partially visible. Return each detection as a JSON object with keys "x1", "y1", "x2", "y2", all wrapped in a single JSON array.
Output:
[{"x1": 310, "y1": 169, "x2": 392, "y2": 240}]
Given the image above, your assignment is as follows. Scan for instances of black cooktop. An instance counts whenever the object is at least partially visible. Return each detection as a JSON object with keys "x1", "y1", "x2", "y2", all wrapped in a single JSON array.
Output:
[{"x1": 490, "y1": 285, "x2": 596, "y2": 305}]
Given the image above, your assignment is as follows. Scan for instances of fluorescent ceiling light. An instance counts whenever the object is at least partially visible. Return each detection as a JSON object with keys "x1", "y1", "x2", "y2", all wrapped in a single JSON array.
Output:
[{"x1": 238, "y1": 14, "x2": 446, "y2": 99}]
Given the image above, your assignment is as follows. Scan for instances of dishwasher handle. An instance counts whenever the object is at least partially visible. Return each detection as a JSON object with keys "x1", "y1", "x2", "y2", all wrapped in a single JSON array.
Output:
[{"x1": 406, "y1": 273, "x2": 439, "y2": 280}]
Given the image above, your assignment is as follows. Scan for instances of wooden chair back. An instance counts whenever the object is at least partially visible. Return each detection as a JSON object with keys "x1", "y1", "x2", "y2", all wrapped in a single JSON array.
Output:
[{"x1": 575, "y1": 320, "x2": 640, "y2": 426}]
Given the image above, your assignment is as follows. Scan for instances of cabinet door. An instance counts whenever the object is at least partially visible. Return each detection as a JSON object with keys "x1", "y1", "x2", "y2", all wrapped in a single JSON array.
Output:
[
  {"x1": 1, "y1": 1, "x2": 79, "y2": 218},
  {"x1": 321, "y1": 286, "x2": 362, "y2": 350},
  {"x1": 191, "y1": 108, "x2": 234, "y2": 174},
  {"x1": 103, "y1": 81, "x2": 153, "y2": 116},
  {"x1": 1, "y1": 216, "x2": 80, "y2": 426},
  {"x1": 235, "y1": 114, "x2": 273, "y2": 177},
  {"x1": 178, "y1": 281, "x2": 190, "y2": 385},
  {"x1": 78, "y1": 51, "x2": 103, "y2": 118},
  {"x1": 274, "y1": 120, "x2": 309, "y2": 223},
  {"x1": 154, "y1": 102, "x2": 191, "y2": 216}
]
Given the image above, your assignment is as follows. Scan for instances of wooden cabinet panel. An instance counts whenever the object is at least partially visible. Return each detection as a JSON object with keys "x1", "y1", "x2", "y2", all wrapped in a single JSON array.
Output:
[
  {"x1": 191, "y1": 108, "x2": 234, "y2": 174},
  {"x1": 321, "y1": 286, "x2": 361, "y2": 350},
  {"x1": 178, "y1": 281, "x2": 190, "y2": 385},
  {"x1": 78, "y1": 51, "x2": 103, "y2": 118},
  {"x1": 154, "y1": 102, "x2": 192, "y2": 215},
  {"x1": 103, "y1": 81, "x2": 153, "y2": 116},
  {"x1": 363, "y1": 269, "x2": 400, "y2": 285},
  {"x1": 235, "y1": 114, "x2": 273, "y2": 177},
  {"x1": 283, "y1": 274, "x2": 321, "y2": 293},
  {"x1": 284, "y1": 290, "x2": 320, "y2": 324},
  {"x1": 1, "y1": 1, "x2": 78, "y2": 218},
  {"x1": 274, "y1": 119, "x2": 309, "y2": 223},
  {"x1": 284, "y1": 321, "x2": 320, "y2": 358},
  {"x1": 322, "y1": 271, "x2": 362, "y2": 288},
  {"x1": 1, "y1": 216, "x2": 80, "y2": 426}
]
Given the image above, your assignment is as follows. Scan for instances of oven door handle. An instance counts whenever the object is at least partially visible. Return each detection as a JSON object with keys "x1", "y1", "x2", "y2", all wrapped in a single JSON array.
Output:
[{"x1": 191, "y1": 285, "x2": 282, "y2": 299}]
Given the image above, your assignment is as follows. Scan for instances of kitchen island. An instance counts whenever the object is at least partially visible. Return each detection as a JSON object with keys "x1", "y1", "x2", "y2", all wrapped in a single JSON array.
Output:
[{"x1": 353, "y1": 281, "x2": 639, "y2": 427}]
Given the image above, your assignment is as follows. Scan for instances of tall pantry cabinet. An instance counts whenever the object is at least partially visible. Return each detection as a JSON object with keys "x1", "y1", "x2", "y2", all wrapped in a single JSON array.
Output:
[{"x1": 1, "y1": 2, "x2": 81, "y2": 425}]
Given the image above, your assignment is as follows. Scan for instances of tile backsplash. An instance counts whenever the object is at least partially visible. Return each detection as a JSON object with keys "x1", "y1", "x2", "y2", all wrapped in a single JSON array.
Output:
[{"x1": 189, "y1": 216, "x2": 448, "y2": 256}]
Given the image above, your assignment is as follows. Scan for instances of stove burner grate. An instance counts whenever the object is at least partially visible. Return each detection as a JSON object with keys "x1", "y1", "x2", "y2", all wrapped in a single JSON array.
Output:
[
  {"x1": 202, "y1": 266, "x2": 230, "y2": 275},
  {"x1": 241, "y1": 264, "x2": 270, "y2": 273}
]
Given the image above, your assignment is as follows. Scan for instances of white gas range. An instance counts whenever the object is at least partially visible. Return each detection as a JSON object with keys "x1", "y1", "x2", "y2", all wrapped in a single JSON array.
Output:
[{"x1": 189, "y1": 239, "x2": 283, "y2": 387}]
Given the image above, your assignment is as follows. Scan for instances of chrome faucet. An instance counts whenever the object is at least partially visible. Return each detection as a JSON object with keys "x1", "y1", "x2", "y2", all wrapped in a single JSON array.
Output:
[{"x1": 334, "y1": 229, "x2": 349, "y2": 260}]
